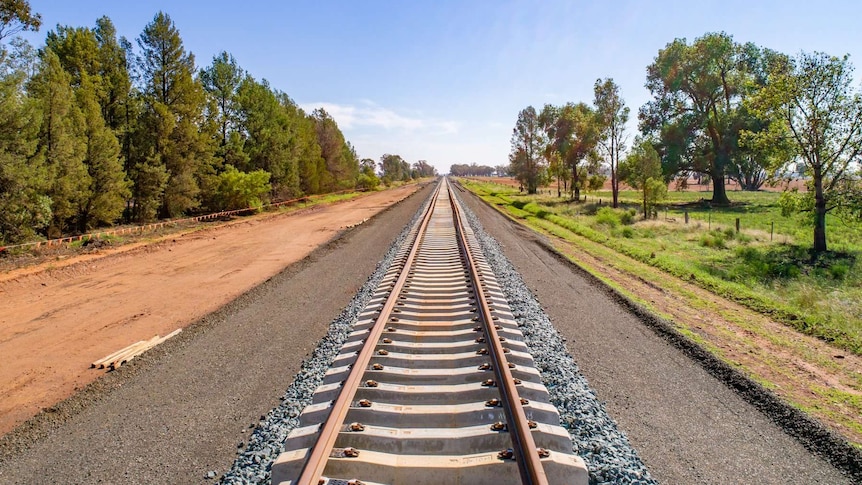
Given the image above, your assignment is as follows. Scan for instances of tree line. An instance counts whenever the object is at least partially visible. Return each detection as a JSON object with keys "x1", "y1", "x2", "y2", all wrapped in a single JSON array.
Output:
[
  {"x1": 0, "y1": 5, "x2": 435, "y2": 245},
  {"x1": 448, "y1": 163, "x2": 509, "y2": 177},
  {"x1": 509, "y1": 32, "x2": 862, "y2": 253}
]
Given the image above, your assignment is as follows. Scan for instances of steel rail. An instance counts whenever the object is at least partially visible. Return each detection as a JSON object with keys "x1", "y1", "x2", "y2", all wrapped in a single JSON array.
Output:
[
  {"x1": 448, "y1": 179, "x2": 550, "y2": 485},
  {"x1": 295, "y1": 180, "x2": 444, "y2": 485}
]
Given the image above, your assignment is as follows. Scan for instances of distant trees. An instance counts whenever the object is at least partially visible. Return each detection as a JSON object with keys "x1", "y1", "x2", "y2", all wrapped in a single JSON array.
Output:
[
  {"x1": 449, "y1": 163, "x2": 494, "y2": 177},
  {"x1": 412, "y1": 160, "x2": 437, "y2": 178},
  {"x1": 0, "y1": 7, "x2": 419, "y2": 245},
  {"x1": 379, "y1": 153, "x2": 411, "y2": 184}
]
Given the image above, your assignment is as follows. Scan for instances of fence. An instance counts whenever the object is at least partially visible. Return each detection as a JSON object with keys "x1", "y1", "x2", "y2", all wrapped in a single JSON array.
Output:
[{"x1": 0, "y1": 188, "x2": 360, "y2": 254}]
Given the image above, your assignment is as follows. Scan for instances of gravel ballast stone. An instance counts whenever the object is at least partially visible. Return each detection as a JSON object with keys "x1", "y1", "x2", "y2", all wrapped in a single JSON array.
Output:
[{"x1": 223, "y1": 180, "x2": 654, "y2": 484}]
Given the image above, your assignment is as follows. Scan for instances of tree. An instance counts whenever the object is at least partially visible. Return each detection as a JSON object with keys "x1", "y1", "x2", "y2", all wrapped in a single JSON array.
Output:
[
  {"x1": 94, "y1": 16, "x2": 132, "y2": 134},
  {"x1": 357, "y1": 158, "x2": 379, "y2": 190},
  {"x1": 200, "y1": 51, "x2": 243, "y2": 147},
  {"x1": 234, "y1": 76, "x2": 304, "y2": 198},
  {"x1": 561, "y1": 103, "x2": 600, "y2": 201},
  {"x1": 412, "y1": 160, "x2": 436, "y2": 178},
  {"x1": 0, "y1": 45, "x2": 47, "y2": 243},
  {"x1": 135, "y1": 11, "x2": 212, "y2": 218},
  {"x1": 748, "y1": 51, "x2": 862, "y2": 253},
  {"x1": 312, "y1": 108, "x2": 356, "y2": 190},
  {"x1": 30, "y1": 48, "x2": 89, "y2": 235},
  {"x1": 509, "y1": 106, "x2": 545, "y2": 193},
  {"x1": 0, "y1": 0, "x2": 40, "y2": 43},
  {"x1": 379, "y1": 153, "x2": 410, "y2": 184},
  {"x1": 594, "y1": 78, "x2": 629, "y2": 207},
  {"x1": 641, "y1": 32, "x2": 760, "y2": 205},
  {"x1": 538, "y1": 104, "x2": 561, "y2": 195},
  {"x1": 449, "y1": 163, "x2": 494, "y2": 177},
  {"x1": 76, "y1": 73, "x2": 129, "y2": 230},
  {"x1": 620, "y1": 139, "x2": 665, "y2": 219}
]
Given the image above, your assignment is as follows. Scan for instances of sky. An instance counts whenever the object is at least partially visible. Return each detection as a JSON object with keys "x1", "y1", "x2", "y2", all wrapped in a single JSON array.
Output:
[{"x1": 20, "y1": 1, "x2": 862, "y2": 173}]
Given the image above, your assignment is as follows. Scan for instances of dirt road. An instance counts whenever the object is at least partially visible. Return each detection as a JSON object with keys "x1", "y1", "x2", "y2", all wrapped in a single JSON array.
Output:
[{"x1": 0, "y1": 185, "x2": 419, "y2": 436}]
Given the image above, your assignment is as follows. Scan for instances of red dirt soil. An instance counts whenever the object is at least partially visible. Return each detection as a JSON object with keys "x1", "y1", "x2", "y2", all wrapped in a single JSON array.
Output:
[{"x1": 0, "y1": 185, "x2": 420, "y2": 436}]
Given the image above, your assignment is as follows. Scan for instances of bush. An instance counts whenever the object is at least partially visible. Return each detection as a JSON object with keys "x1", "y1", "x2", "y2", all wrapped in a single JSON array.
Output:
[
  {"x1": 595, "y1": 207, "x2": 621, "y2": 228},
  {"x1": 212, "y1": 165, "x2": 271, "y2": 211},
  {"x1": 621, "y1": 227, "x2": 634, "y2": 238},
  {"x1": 700, "y1": 232, "x2": 727, "y2": 249},
  {"x1": 830, "y1": 263, "x2": 850, "y2": 280},
  {"x1": 356, "y1": 172, "x2": 380, "y2": 190},
  {"x1": 620, "y1": 209, "x2": 635, "y2": 225}
]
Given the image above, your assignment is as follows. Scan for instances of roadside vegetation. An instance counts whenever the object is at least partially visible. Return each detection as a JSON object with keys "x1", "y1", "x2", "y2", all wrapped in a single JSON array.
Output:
[
  {"x1": 0, "y1": 2, "x2": 437, "y2": 247},
  {"x1": 0, "y1": 186, "x2": 381, "y2": 273},
  {"x1": 462, "y1": 177, "x2": 862, "y2": 446},
  {"x1": 463, "y1": 179, "x2": 862, "y2": 355}
]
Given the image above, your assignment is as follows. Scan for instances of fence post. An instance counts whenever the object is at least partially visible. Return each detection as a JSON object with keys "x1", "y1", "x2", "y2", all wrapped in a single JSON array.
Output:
[
  {"x1": 771, "y1": 221, "x2": 774, "y2": 241},
  {"x1": 708, "y1": 212, "x2": 711, "y2": 230},
  {"x1": 685, "y1": 211, "x2": 689, "y2": 224},
  {"x1": 736, "y1": 218, "x2": 740, "y2": 233}
]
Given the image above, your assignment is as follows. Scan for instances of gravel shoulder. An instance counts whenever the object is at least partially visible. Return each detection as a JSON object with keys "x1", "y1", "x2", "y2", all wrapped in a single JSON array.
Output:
[
  {"x1": 457, "y1": 187, "x2": 852, "y2": 484},
  {"x1": 0, "y1": 183, "x2": 435, "y2": 484}
]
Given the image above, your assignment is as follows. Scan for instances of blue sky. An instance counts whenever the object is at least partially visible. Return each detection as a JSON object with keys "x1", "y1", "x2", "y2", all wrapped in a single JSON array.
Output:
[{"x1": 21, "y1": 1, "x2": 862, "y2": 173}]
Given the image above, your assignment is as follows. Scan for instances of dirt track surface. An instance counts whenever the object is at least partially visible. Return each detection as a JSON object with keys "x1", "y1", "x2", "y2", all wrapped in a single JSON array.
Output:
[
  {"x1": 0, "y1": 185, "x2": 419, "y2": 436},
  {"x1": 457, "y1": 190, "x2": 851, "y2": 484}
]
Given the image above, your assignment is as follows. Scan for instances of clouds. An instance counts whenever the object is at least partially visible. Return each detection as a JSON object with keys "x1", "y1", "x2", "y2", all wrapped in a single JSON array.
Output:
[{"x1": 299, "y1": 100, "x2": 459, "y2": 135}]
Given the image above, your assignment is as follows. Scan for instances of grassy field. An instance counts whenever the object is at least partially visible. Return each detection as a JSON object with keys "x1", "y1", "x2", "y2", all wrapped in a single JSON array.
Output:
[{"x1": 462, "y1": 179, "x2": 862, "y2": 355}]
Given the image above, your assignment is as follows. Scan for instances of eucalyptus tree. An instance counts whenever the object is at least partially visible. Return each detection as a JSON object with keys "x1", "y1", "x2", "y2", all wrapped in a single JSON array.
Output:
[
  {"x1": 747, "y1": 51, "x2": 862, "y2": 253},
  {"x1": 620, "y1": 138, "x2": 666, "y2": 219},
  {"x1": 594, "y1": 78, "x2": 629, "y2": 207},
  {"x1": 0, "y1": 0, "x2": 40, "y2": 43},
  {"x1": 538, "y1": 104, "x2": 566, "y2": 196},
  {"x1": 641, "y1": 32, "x2": 763, "y2": 205},
  {"x1": 509, "y1": 106, "x2": 545, "y2": 194}
]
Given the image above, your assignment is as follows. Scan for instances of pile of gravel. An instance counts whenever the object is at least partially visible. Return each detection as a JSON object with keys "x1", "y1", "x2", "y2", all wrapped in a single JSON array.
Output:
[
  {"x1": 453, "y1": 189, "x2": 656, "y2": 485},
  {"x1": 222, "y1": 185, "x2": 655, "y2": 485}
]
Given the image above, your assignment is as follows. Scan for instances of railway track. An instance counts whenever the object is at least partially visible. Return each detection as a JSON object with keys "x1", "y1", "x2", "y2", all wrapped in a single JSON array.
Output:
[{"x1": 272, "y1": 178, "x2": 588, "y2": 485}]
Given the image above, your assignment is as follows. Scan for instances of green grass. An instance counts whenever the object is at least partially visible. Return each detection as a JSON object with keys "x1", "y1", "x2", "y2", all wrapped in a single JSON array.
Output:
[{"x1": 461, "y1": 179, "x2": 862, "y2": 355}]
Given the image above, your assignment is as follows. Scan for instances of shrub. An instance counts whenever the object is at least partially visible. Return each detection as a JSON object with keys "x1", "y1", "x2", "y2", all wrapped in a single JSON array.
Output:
[
  {"x1": 620, "y1": 209, "x2": 635, "y2": 225},
  {"x1": 621, "y1": 227, "x2": 634, "y2": 238},
  {"x1": 830, "y1": 263, "x2": 850, "y2": 280},
  {"x1": 213, "y1": 165, "x2": 272, "y2": 211},
  {"x1": 356, "y1": 172, "x2": 380, "y2": 190},
  {"x1": 700, "y1": 232, "x2": 727, "y2": 249},
  {"x1": 595, "y1": 207, "x2": 621, "y2": 228}
]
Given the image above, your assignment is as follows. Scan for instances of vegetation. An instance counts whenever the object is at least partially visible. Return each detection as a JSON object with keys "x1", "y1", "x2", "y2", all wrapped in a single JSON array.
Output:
[
  {"x1": 0, "y1": 4, "x2": 433, "y2": 245},
  {"x1": 508, "y1": 31, "x2": 861, "y2": 255},
  {"x1": 462, "y1": 179, "x2": 862, "y2": 355},
  {"x1": 745, "y1": 51, "x2": 862, "y2": 253}
]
